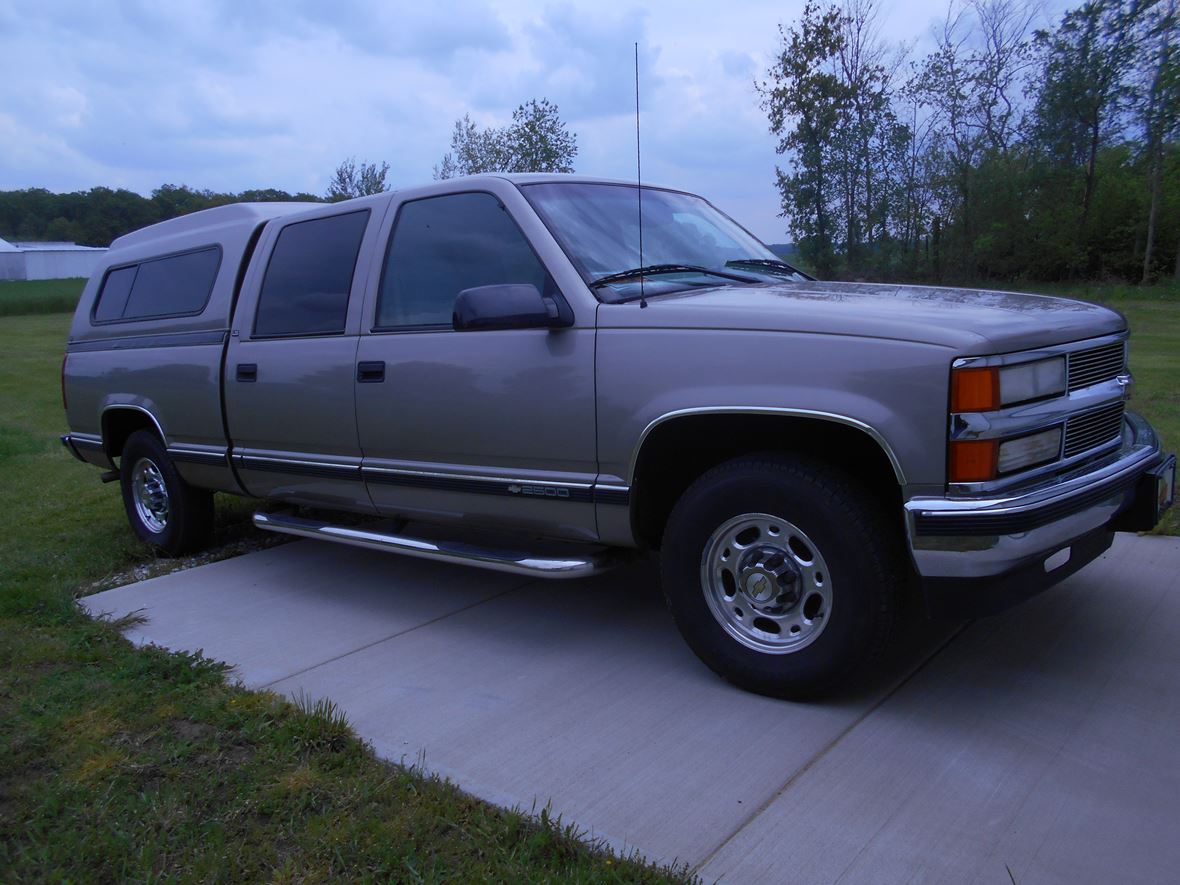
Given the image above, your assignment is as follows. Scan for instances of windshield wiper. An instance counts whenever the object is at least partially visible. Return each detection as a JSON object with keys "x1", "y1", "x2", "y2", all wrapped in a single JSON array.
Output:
[
  {"x1": 590, "y1": 264, "x2": 758, "y2": 289},
  {"x1": 725, "y1": 258, "x2": 813, "y2": 280}
]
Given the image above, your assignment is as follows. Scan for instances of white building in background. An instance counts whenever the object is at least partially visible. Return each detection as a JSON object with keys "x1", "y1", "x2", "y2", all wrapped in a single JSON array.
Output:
[{"x1": 0, "y1": 236, "x2": 107, "y2": 281}]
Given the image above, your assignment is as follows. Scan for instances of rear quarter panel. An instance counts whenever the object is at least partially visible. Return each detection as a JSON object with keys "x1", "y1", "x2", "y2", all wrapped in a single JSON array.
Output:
[{"x1": 63, "y1": 219, "x2": 258, "y2": 488}]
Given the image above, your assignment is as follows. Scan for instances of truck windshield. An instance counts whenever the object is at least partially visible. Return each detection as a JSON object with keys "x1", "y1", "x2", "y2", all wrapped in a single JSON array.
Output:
[{"x1": 520, "y1": 182, "x2": 804, "y2": 300}]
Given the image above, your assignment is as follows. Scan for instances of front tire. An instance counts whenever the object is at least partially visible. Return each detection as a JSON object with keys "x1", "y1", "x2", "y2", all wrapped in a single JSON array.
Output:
[
  {"x1": 120, "y1": 430, "x2": 214, "y2": 556},
  {"x1": 660, "y1": 454, "x2": 900, "y2": 699}
]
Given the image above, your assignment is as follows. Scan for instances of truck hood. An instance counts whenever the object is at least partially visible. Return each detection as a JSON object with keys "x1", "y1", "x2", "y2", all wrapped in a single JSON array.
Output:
[{"x1": 597, "y1": 280, "x2": 1126, "y2": 353}]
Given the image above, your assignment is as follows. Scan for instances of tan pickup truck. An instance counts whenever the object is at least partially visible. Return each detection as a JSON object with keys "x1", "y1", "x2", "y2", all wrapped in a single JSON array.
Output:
[{"x1": 62, "y1": 174, "x2": 1175, "y2": 697}]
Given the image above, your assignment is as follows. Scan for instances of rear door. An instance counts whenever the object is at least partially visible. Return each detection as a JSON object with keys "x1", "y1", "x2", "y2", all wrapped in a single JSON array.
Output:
[{"x1": 225, "y1": 203, "x2": 383, "y2": 511}]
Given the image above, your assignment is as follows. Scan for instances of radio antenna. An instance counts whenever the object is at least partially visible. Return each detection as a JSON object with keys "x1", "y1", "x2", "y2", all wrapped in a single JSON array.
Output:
[{"x1": 634, "y1": 41, "x2": 647, "y2": 309}]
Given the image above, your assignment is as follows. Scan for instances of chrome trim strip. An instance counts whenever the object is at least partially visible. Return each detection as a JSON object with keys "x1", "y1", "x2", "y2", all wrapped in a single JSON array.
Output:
[
  {"x1": 167, "y1": 446, "x2": 229, "y2": 467},
  {"x1": 253, "y1": 511, "x2": 631, "y2": 579},
  {"x1": 362, "y1": 465, "x2": 593, "y2": 489},
  {"x1": 235, "y1": 453, "x2": 361, "y2": 480},
  {"x1": 60, "y1": 434, "x2": 94, "y2": 461},
  {"x1": 593, "y1": 484, "x2": 631, "y2": 506},
  {"x1": 67, "y1": 433, "x2": 105, "y2": 452},
  {"x1": 629, "y1": 407, "x2": 906, "y2": 485},
  {"x1": 68, "y1": 330, "x2": 229, "y2": 353},
  {"x1": 236, "y1": 453, "x2": 360, "y2": 470},
  {"x1": 949, "y1": 378, "x2": 1128, "y2": 442},
  {"x1": 363, "y1": 467, "x2": 595, "y2": 502},
  {"x1": 907, "y1": 420, "x2": 1159, "y2": 538},
  {"x1": 951, "y1": 332, "x2": 1127, "y2": 369},
  {"x1": 228, "y1": 457, "x2": 618, "y2": 503}
]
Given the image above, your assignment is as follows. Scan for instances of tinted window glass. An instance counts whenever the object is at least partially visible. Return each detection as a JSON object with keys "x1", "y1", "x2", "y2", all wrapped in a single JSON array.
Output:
[
  {"x1": 93, "y1": 265, "x2": 138, "y2": 322},
  {"x1": 254, "y1": 210, "x2": 369, "y2": 338},
  {"x1": 377, "y1": 193, "x2": 548, "y2": 329},
  {"x1": 124, "y1": 249, "x2": 221, "y2": 319},
  {"x1": 92, "y1": 248, "x2": 220, "y2": 323}
]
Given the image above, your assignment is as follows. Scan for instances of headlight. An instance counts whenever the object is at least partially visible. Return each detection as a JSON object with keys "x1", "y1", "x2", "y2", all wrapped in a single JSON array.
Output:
[
  {"x1": 949, "y1": 425, "x2": 1064, "y2": 482},
  {"x1": 951, "y1": 357, "x2": 1066, "y2": 411},
  {"x1": 999, "y1": 358, "x2": 1066, "y2": 406},
  {"x1": 997, "y1": 427, "x2": 1062, "y2": 473}
]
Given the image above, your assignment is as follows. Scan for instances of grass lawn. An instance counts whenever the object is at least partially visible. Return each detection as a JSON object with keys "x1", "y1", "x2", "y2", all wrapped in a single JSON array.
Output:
[
  {"x1": 0, "y1": 277, "x2": 87, "y2": 316},
  {"x1": 0, "y1": 308, "x2": 689, "y2": 880},
  {"x1": 1, "y1": 278, "x2": 1176, "y2": 880}
]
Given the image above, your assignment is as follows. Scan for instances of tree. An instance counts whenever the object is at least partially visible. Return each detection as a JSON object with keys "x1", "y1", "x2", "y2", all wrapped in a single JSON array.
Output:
[
  {"x1": 508, "y1": 99, "x2": 578, "y2": 174},
  {"x1": 434, "y1": 115, "x2": 510, "y2": 178},
  {"x1": 1137, "y1": 0, "x2": 1179, "y2": 282},
  {"x1": 434, "y1": 99, "x2": 577, "y2": 178},
  {"x1": 1030, "y1": 0, "x2": 1144, "y2": 254},
  {"x1": 761, "y1": 1, "x2": 910, "y2": 277},
  {"x1": 908, "y1": 6, "x2": 985, "y2": 275},
  {"x1": 325, "y1": 157, "x2": 391, "y2": 201},
  {"x1": 759, "y1": 3, "x2": 848, "y2": 276}
]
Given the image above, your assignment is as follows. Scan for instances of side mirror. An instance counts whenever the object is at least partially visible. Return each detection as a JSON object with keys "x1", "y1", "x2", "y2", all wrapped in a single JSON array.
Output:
[{"x1": 452, "y1": 284, "x2": 569, "y2": 331}]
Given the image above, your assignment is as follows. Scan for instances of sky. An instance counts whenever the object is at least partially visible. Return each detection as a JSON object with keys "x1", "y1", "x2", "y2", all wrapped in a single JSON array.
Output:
[{"x1": 0, "y1": 0, "x2": 1067, "y2": 242}]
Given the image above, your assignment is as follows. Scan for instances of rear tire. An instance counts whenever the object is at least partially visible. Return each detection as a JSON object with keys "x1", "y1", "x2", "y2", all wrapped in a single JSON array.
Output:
[
  {"x1": 660, "y1": 454, "x2": 900, "y2": 699},
  {"x1": 120, "y1": 430, "x2": 214, "y2": 557}
]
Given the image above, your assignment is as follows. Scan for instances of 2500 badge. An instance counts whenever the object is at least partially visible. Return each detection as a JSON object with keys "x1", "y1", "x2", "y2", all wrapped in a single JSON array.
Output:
[{"x1": 507, "y1": 484, "x2": 571, "y2": 498}]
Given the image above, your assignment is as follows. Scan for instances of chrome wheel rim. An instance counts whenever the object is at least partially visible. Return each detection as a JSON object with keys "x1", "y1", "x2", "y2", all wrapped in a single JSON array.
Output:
[
  {"x1": 131, "y1": 458, "x2": 169, "y2": 533},
  {"x1": 700, "y1": 512, "x2": 833, "y2": 654}
]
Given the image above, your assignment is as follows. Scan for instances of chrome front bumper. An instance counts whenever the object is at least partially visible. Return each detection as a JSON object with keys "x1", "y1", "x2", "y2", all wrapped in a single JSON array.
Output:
[{"x1": 905, "y1": 410, "x2": 1164, "y2": 582}]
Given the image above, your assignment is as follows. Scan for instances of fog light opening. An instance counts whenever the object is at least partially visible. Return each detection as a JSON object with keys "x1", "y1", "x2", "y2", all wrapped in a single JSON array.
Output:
[{"x1": 1044, "y1": 547, "x2": 1071, "y2": 573}]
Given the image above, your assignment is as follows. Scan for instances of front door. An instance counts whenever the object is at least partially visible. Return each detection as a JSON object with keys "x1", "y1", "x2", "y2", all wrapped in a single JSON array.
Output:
[{"x1": 354, "y1": 189, "x2": 598, "y2": 541}]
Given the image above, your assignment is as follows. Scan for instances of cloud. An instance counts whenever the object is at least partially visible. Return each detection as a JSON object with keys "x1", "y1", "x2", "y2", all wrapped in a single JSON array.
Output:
[
  {"x1": 518, "y1": 5, "x2": 658, "y2": 118},
  {"x1": 719, "y1": 49, "x2": 757, "y2": 80},
  {"x1": 4, "y1": 0, "x2": 1057, "y2": 240},
  {"x1": 209, "y1": 0, "x2": 512, "y2": 67}
]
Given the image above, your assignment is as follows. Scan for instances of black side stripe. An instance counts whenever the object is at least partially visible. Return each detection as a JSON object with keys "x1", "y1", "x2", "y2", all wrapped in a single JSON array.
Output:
[
  {"x1": 69, "y1": 436, "x2": 106, "y2": 453},
  {"x1": 364, "y1": 469, "x2": 596, "y2": 503},
  {"x1": 237, "y1": 456, "x2": 361, "y2": 481},
  {"x1": 593, "y1": 487, "x2": 631, "y2": 506},
  {"x1": 68, "y1": 330, "x2": 229, "y2": 353},
  {"x1": 168, "y1": 449, "x2": 228, "y2": 467},
  {"x1": 232, "y1": 455, "x2": 631, "y2": 505}
]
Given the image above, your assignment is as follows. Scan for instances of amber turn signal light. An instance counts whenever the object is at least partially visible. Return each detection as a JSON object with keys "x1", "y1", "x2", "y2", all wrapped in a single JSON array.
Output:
[
  {"x1": 949, "y1": 439, "x2": 998, "y2": 483},
  {"x1": 951, "y1": 366, "x2": 1000, "y2": 412}
]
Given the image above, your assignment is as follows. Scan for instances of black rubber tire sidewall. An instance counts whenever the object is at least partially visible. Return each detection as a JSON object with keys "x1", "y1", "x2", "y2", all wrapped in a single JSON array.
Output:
[
  {"x1": 120, "y1": 430, "x2": 213, "y2": 557},
  {"x1": 660, "y1": 455, "x2": 899, "y2": 699}
]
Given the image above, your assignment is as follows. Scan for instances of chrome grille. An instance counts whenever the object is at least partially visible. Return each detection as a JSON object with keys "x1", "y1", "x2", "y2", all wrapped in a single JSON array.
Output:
[
  {"x1": 1063, "y1": 402, "x2": 1124, "y2": 458},
  {"x1": 1067, "y1": 341, "x2": 1125, "y2": 392}
]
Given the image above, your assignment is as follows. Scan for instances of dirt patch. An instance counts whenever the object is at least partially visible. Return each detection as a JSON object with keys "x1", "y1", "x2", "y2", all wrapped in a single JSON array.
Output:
[
  {"x1": 78, "y1": 531, "x2": 289, "y2": 597},
  {"x1": 172, "y1": 719, "x2": 215, "y2": 742}
]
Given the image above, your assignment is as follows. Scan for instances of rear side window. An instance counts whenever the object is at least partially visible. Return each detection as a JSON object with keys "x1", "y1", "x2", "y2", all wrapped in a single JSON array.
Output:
[
  {"x1": 253, "y1": 210, "x2": 369, "y2": 338},
  {"x1": 92, "y1": 247, "x2": 221, "y2": 323}
]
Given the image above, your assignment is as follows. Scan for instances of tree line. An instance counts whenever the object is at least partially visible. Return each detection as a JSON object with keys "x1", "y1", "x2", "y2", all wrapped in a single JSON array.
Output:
[
  {"x1": 0, "y1": 184, "x2": 323, "y2": 248},
  {"x1": 762, "y1": 0, "x2": 1179, "y2": 283},
  {"x1": 0, "y1": 98, "x2": 576, "y2": 249}
]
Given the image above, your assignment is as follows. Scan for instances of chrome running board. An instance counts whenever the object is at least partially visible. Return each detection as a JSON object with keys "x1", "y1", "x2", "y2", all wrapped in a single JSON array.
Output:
[{"x1": 253, "y1": 511, "x2": 629, "y2": 580}]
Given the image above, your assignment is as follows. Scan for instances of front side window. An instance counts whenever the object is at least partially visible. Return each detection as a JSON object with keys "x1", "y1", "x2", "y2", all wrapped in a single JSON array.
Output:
[
  {"x1": 376, "y1": 192, "x2": 549, "y2": 330},
  {"x1": 92, "y1": 247, "x2": 220, "y2": 323},
  {"x1": 254, "y1": 210, "x2": 369, "y2": 338}
]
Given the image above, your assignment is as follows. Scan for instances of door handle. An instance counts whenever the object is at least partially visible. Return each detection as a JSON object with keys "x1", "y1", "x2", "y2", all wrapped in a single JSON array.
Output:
[
  {"x1": 357, "y1": 361, "x2": 385, "y2": 383},
  {"x1": 236, "y1": 363, "x2": 257, "y2": 382}
]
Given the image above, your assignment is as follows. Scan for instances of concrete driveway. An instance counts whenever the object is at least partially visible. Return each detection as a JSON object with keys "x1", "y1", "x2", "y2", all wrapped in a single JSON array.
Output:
[{"x1": 82, "y1": 532, "x2": 1180, "y2": 884}]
